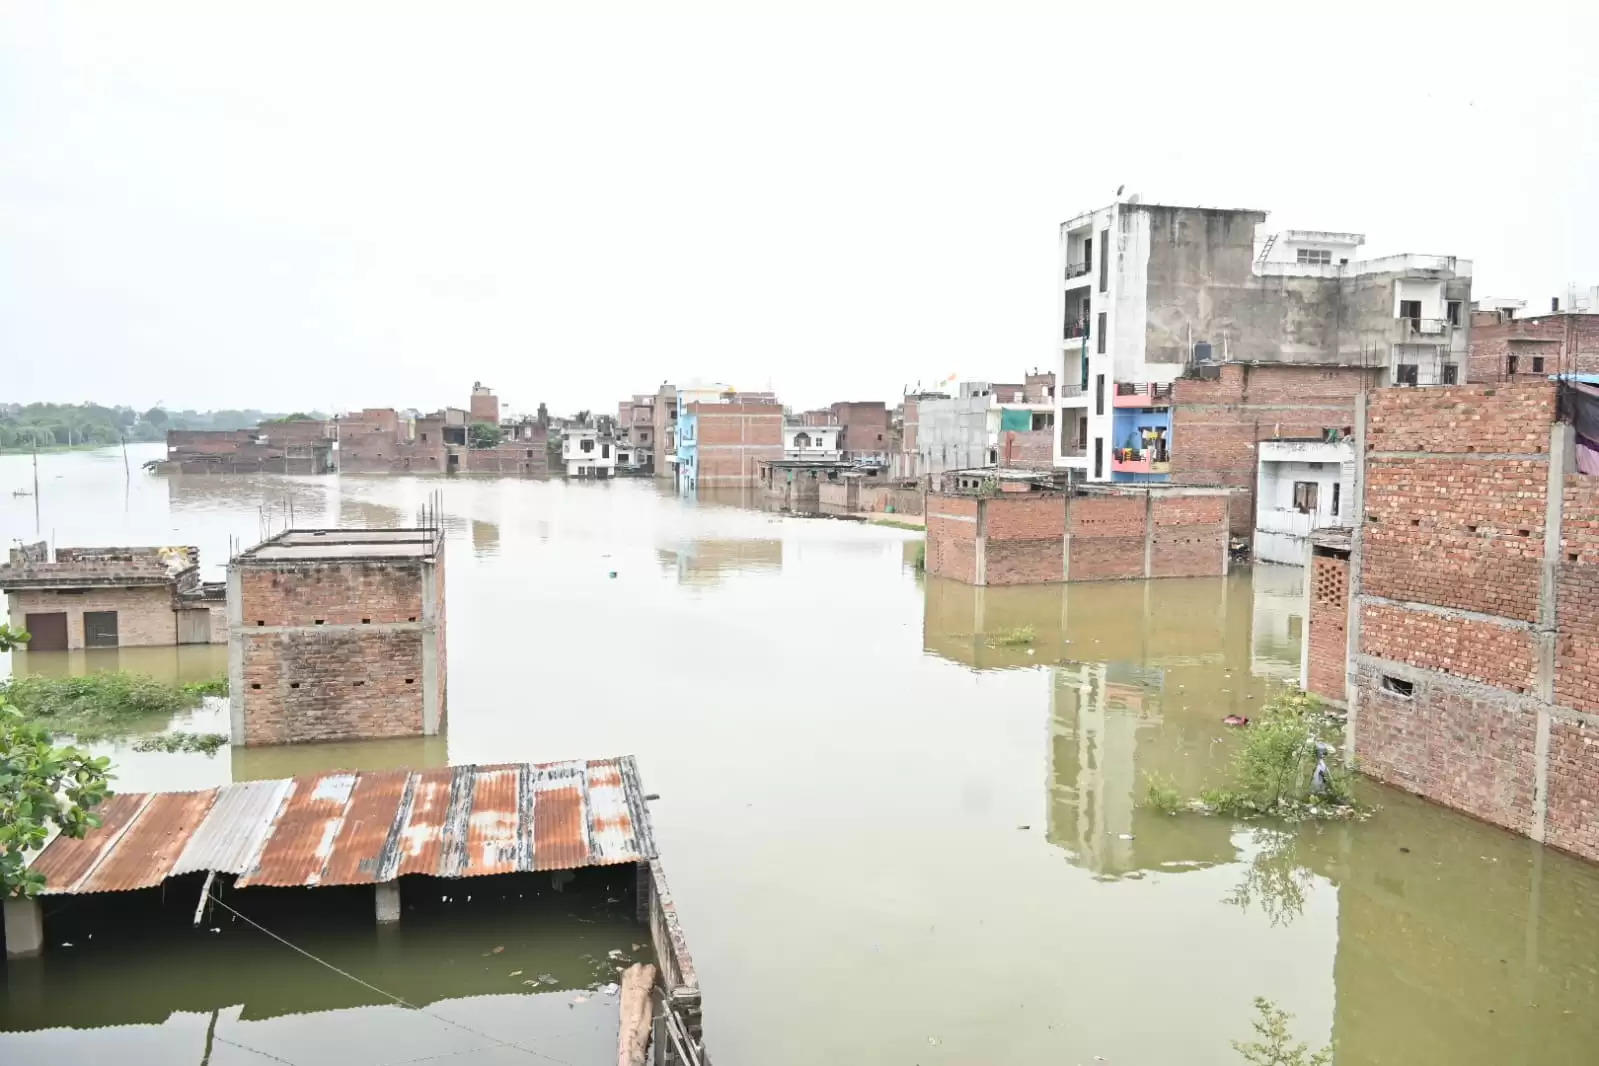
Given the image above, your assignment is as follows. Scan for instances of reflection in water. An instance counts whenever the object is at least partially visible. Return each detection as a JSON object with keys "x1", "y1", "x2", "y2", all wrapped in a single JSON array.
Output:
[
  {"x1": 8, "y1": 643, "x2": 227, "y2": 684},
  {"x1": 656, "y1": 538, "x2": 782, "y2": 584},
  {"x1": 471, "y1": 517, "x2": 500, "y2": 556},
  {"x1": 5, "y1": 448, "x2": 1599, "y2": 1066}
]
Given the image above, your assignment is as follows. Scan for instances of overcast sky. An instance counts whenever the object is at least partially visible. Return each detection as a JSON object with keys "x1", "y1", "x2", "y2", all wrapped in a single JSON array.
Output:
[{"x1": 3, "y1": 1, "x2": 1596, "y2": 416}]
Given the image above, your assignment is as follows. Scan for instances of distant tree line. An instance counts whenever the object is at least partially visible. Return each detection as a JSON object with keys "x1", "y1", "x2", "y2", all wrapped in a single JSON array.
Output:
[{"x1": 0, "y1": 403, "x2": 327, "y2": 450}]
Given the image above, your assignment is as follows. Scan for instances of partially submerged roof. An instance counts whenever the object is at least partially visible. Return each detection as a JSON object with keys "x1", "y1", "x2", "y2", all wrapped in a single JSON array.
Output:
[
  {"x1": 27, "y1": 758, "x2": 655, "y2": 895},
  {"x1": 0, "y1": 545, "x2": 197, "y2": 590},
  {"x1": 236, "y1": 528, "x2": 443, "y2": 563}
]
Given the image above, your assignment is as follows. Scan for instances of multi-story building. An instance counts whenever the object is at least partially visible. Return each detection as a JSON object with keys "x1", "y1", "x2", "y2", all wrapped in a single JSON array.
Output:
[
  {"x1": 830, "y1": 401, "x2": 891, "y2": 463},
  {"x1": 675, "y1": 395, "x2": 783, "y2": 492},
  {"x1": 563, "y1": 426, "x2": 617, "y2": 478},
  {"x1": 469, "y1": 381, "x2": 500, "y2": 425},
  {"x1": 913, "y1": 381, "x2": 1056, "y2": 479},
  {"x1": 1054, "y1": 199, "x2": 1471, "y2": 531},
  {"x1": 617, "y1": 393, "x2": 657, "y2": 472},
  {"x1": 1253, "y1": 436, "x2": 1355, "y2": 565}
]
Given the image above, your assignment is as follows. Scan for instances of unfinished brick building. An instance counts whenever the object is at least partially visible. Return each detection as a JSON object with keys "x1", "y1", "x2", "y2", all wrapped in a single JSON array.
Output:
[
  {"x1": 1335, "y1": 381, "x2": 1599, "y2": 861},
  {"x1": 676, "y1": 400, "x2": 783, "y2": 490},
  {"x1": 228, "y1": 529, "x2": 446, "y2": 746},
  {"x1": 1468, "y1": 308, "x2": 1599, "y2": 384},
  {"x1": 925, "y1": 480, "x2": 1229, "y2": 585},
  {"x1": 0, "y1": 544, "x2": 226, "y2": 649},
  {"x1": 161, "y1": 420, "x2": 334, "y2": 475}
]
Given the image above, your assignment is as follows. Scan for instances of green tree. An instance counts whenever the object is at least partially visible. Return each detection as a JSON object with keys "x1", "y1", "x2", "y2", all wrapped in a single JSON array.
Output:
[
  {"x1": 469, "y1": 421, "x2": 503, "y2": 448},
  {"x1": 142, "y1": 406, "x2": 169, "y2": 429},
  {"x1": 0, "y1": 625, "x2": 113, "y2": 898}
]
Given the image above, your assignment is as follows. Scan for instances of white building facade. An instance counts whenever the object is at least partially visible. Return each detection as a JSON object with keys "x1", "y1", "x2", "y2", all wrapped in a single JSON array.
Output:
[
  {"x1": 563, "y1": 428, "x2": 617, "y2": 478},
  {"x1": 784, "y1": 424, "x2": 842, "y2": 461},
  {"x1": 1253, "y1": 439, "x2": 1355, "y2": 565}
]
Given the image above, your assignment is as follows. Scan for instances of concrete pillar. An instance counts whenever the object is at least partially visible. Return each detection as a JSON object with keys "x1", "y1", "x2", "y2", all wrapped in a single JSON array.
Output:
[
  {"x1": 1141, "y1": 489, "x2": 1154, "y2": 578},
  {"x1": 375, "y1": 881, "x2": 401, "y2": 924},
  {"x1": 225, "y1": 564, "x2": 245, "y2": 743},
  {"x1": 1530, "y1": 421, "x2": 1574, "y2": 842},
  {"x1": 420, "y1": 555, "x2": 442, "y2": 736},
  {"x1": 4, "y1": 897, "x2": 44, "y2": 959},
  {"x1": 972, "y1": 498, "x2": 988, "y2": 586},
  {"x1": 1343, "y1": 391, "x2": 1368, "y2": 767}
]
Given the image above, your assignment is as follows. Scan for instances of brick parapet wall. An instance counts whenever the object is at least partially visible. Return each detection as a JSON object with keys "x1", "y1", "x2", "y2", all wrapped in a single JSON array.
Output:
[{"x1": 1307, "y1": 550, "x2": 1349, "y2": 703}]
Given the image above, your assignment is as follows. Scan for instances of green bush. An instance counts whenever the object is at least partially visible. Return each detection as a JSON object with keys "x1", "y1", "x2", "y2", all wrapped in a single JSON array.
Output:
[
  {"x1": 1142, "y1": 773, "x2": 1183, "y2": 815},
  {"x1": 0, "y1": 673, "x2": 225, "y2": 741},
  {"x1": 1199, "y1": 688, "x2": 1357, "y2": 819},
  {"x1": 991, "y1": 625, "x2": 1035, "y2": 647}
]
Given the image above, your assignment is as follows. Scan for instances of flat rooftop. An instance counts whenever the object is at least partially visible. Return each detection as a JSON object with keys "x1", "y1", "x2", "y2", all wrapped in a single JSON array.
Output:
[{"x1": 236, "y1": 528, "x2": 443, "y2": 563}]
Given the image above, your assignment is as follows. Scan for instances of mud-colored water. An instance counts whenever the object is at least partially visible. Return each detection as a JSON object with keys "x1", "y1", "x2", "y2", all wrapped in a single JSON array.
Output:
[{"x1": 3, "y1": 445, "x2": 1598, "y2": 1065}]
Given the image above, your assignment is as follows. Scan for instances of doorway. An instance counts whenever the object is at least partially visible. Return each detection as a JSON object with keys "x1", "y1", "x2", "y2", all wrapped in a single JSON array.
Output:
[{"x1": 24, "y1": 611, "x2": 68, "y2": 651}]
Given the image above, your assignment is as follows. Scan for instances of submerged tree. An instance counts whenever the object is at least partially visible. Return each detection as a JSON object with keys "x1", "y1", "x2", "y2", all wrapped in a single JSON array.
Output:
[
  {"x1": 468, "y1": 421, "x2": 503, "y2": 449},
  {"x1": 1233, "y1": 998, "x2": 1332, "y2": 1066},
  {"x1": 0, "y1": 624, "x2": 113, "y2": 898}
]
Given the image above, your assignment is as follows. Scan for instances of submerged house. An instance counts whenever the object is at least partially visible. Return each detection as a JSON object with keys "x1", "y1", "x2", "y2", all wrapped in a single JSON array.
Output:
[{"x1": 0, "y1": 543, "x2": 225, "y2": 650}]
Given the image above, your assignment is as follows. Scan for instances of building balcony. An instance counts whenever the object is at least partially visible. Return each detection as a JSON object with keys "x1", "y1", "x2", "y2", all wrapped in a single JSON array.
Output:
[
  {"x1": 1064, "y1": 321, "x2": 1089, "y2": 341},
  {"x1": 1064, "y1": 260, "x2": 1092, "y2": 286},
  {"x1": 1397, "y1": 317, "x2": 1453, "y2": 341},
  {"x1": 1112, "y1": 382, "x2": 1174, "y2": 408},
  {"x1": 1111, "y1": 448, "x2": 1170, "y2": 475}
]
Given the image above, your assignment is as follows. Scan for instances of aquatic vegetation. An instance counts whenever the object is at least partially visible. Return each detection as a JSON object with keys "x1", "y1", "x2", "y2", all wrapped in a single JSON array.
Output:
[
  {"x1": 869, "y1": 518, "x2": 925, "y2": 531},
  {"x1": 1232, "y1": 997, "x2": 1332, "y2": 1066},
  {"x1": 0, "y1": 672, "x2": 226, "y2": 742},
  {"x1": 182, "y1": 677, "x2": 230, "y2": 698},
  {"x1": 1196, "y1": 689, "x2": 1364, "y2": 821},
  {"x1": 131, "y1": 731, "x2": 229, "y2": 756},
  {"x1": 913, "y1": 541, "x2": 926, "y2": 571},
  {"x1": 1142, "y1": 773, "x2": 1183, "y2": 816},
  {"x1": 990, "y1": 625, "x2": 1035, "y2": 647}
]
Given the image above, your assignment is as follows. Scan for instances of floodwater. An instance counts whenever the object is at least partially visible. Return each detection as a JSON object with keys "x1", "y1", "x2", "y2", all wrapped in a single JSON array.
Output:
[{"x1": 4, "y1": 444, "x2": 1599, "y2": 1065}]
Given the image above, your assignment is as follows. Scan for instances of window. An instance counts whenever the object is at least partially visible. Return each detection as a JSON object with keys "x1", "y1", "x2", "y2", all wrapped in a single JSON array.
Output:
[
  {"x1": 1296, "y1": 248, "x2": 1332, "y2": 265},
  {"x1": 1331, "y1": 482, "x2": 1341, "y2": 517},
  {"x1": 1093, "y1": 437, "x2": 1104, "y2": 478},
  {"x1": 1098, "y1": 228, "x2": 1109, "y2": 291},
  {"x1": 1532, "y1": 356, "x2": 1545, "y2": 374},
  {"x1": 1031, "y1": 412, "x2": 1054, "y2": 431},
  {"x1": 1292, "y1": 481, "x2": 1319, "y2": 514},
  {"x1": 84, "y1": 610, "x2": 118, "y2": 648},
  {"x1": 1508, "y1": 354, "x2": 1520, "y2": 375},
  {"x1": 1095, "y1": 373, "x2": 1106, "y2": 416},
  {"x1": 1082, "y1": 237, "x2": 1091, "y2": 273},
  {"x1": 1442, "y1": 363, "x2": 1459, "y2": 385},
  {"x1": 1399, "y1": 299, "x2": 1422, "y2": 324},
  {"x1": 1381, "y1": 675, "x2": 1415, "y2": 698},
  {"x1": 580, "y1": 437, "x2": 594, "y2": 453},
  {"x1": 1395, "y1": 364, "x2": 1419, "y2": 386},
  {"x1": 601, "y1": 443, "x2": 611, "y2": 459},
  {"x1": 1446, "y1": 300, "x2": 1462, "y2": 326},
  {"x1": 1096, "y1": 311, "x2": 1107, "y2": 354}
]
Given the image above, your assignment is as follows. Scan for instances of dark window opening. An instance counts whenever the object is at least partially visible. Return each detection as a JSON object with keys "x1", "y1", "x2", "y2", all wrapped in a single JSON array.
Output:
[
  {"x1": 1532, "y1": 356, "x2": 1545, "y2": 374},
  {"x1": 1381, "y1": 675, "x2": 1414, "y2": 698},
  {"x1": 1396, "y1": 364, "x2": 1419, "y2": 386},
  {"x1": 405, "y1": 678, "x2": 415, "y2": 684},
  {"x1": 1093, "y1": 437, "x2": 1104, "y2": 479},
  {"x1": 1293, "y1": 481, "x2": 1319, "y2": 514},
  {"x1": 1095, "y1": 374, "x2": 1106, "y2": 416},
  {"x1": 1331, "y1": 482, "x2": 1341, "y2": 517},
  {"x1": 353, "y1": 680, "x2": 365, "y2": 687},
  {"x1": 1399, "y1": 299, "x2": 1422, "y2": 328},
  {"x1": 290, "y1": 682, "x2": 301, "y2": 690},
  {"x1": 1096, "y1": 312, "x2": 1107, "y2": 354},
  {"x1": 1446, "y1": 300, "x2": 1462, "y2": 326},
  {"x1": 361, "y1": 617, "x2": 371, "y2": 624},
  {"x1": 84, "y1": 610, "x2": 118, "y2": 649},
  {"x1": 314, "y1": 619, "x2": 325, "y2": 626},
  {"x1": 1098, "y1": 228, "x2": 1109, "y2": 291},
  {"x1": 408, "y1": 616, "x2": 417, "y2": 622},
  {"x1": 1442, "y1": 363, "x2": 1459, "y2": 385},
  {"x1": 250, "y1": 683, "x2": 261, "y2": 690},
  {"x1": 1508, "y1": 355, "x2": 1519, "y2": 375},
  {"x1": 256, "y1": 620, "x2": 265, "y2": 626}
]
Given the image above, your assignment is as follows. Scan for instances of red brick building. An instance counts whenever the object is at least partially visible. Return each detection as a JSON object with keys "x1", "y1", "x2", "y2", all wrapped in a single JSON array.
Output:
[
  {"x1": 229, "y1": 528, "x2": 446, "y2": 746},
  {"x1": 469, "y1": 381, "x2": 500, "y2": 425},
  {"x1": 1170, "y1": 363, "x2": 1378, "y2": 535},
  {"x1": 830, "y1": 401, "x2": 891, "y2": 462},
  {"x1": 1333, "y1": 382, "x2": 1599, "y2": 861},
  {"x1": 1468, "y1": 309, "x2": 1599, "y2": 384},
  {"x1": 681, "y1": 400, "x2": 783, "y2": 489},
  {"x1": 925, "y1": 482, "x2": 1229, "y2": 585}
]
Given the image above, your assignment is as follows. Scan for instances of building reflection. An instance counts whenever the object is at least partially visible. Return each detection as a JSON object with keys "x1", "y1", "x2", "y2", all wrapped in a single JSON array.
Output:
[
  {"x1": 471, "y1": 518, "x2": 500, "y2": 557},
  {"x1": 655, "y1": 539, "x2": 783, "y2": 585},
  {"x1": 231, "y1": 733, "x2": 450, "y2": 782}
]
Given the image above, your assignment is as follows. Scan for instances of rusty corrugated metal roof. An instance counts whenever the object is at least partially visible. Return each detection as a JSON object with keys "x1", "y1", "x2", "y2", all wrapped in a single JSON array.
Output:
[{"x1": 29, "y1": 758, "x2": 655, "y2": 896}]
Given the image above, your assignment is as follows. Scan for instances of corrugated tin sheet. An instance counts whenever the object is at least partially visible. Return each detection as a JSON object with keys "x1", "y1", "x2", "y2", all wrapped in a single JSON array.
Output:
[{"x1": 29, "y1": 758, "x2": 655, "y2": 896}]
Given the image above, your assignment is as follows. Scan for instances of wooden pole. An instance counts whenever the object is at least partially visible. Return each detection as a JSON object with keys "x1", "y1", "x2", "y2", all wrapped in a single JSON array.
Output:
[{"x1": 616, "y1": 962, "x2": 657, "y2": 1066}]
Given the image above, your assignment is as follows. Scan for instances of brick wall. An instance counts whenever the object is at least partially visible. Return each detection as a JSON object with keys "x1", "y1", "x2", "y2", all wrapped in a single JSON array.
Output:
[
  {"x1": 1066, "y1": 495, "x2": 1145, "y2": 582},
  {"x1": 1353, "y1": 664, "x2": 1540, "y2": 836},
  {"x1": 1149, "y1": 494, "x2": 1227, "y2": 578},
  {"x1": 690, "y1": 403, "x2": 784, "y2": 486},
  {"x1": 7, "y1": 585, "x2": 177, "y2": 649},
  {"x1": 1307, "y1": 550, "x2": 1349, "y2": 703},
  {"x1": 1171, "y1": 363, "x2": 1375, "y2": 534},
  {"x1": 998, "y1": 429, "x2": 1054, "y2": 469},
  {"x1": 234, "y1": 554, "x2": 442, "y2": 745},
  {"x1": 460, "y1": 438, "x2": 549, "y2": 475},
  {"x1": 1361, "y1": 602, "x2": 1538, "y2": 694},
  {"x1": 1350, "y1": 380, "x2": 1599, "y2": 862},
  {"x1": 983, "y1": 495, "x2": 1064, "y2": 585},
  {"x1": 926, "y1": 495, "x2": 978, "y2": 583}
]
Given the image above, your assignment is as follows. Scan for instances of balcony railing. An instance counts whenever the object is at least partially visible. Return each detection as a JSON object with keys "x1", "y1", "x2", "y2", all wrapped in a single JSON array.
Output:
[
  {"x1": 1064, "y1": 260, "x2": 1091, "y2": 281},
  {"x1": 1398, "y1": 317, "x2": 1453, "y2": 339},
  {"x1": 1057, "y1": 384, "x2": 1085, "y2": 399},
  {"x1": 1064, "y1": 322, "x2": 1089, "y2": 340},
  {"x1": 1112, "y1": 382, "x2": 1174, "y2": 407},
  {"x1": 1111, "y1": 448, "x2": 1171, "y2": 475}
]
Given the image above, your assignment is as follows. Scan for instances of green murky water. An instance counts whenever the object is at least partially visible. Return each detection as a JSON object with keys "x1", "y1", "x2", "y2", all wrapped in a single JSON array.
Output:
[{"x1": 3, "y1": 445, "x2": 1599, "y2": 1065}]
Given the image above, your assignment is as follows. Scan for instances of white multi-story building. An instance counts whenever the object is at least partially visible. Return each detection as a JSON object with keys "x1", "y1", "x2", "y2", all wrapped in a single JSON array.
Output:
[
  {"x1": 562, "y1": 427, "x2": 616, "y2": 478},
  {"x1": 1054, "y1": 199, "x2": 1472, "y2": 486}
]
